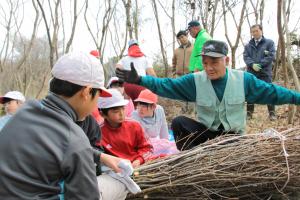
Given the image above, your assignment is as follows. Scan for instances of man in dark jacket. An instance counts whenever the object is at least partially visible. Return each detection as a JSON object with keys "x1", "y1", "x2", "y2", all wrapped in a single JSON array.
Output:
[{"x1": 243, "y1": 24, "x2": 276, "y2": 120}]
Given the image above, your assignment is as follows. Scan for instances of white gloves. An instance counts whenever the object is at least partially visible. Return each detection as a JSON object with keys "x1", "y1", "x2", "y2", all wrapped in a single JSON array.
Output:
[{"x1": 252, "y1": 63, "x2": 262, "y2": 72}]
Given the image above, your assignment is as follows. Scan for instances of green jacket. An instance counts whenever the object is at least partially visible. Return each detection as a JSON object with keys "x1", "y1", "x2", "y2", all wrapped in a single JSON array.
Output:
[{"x1": 189, "y1": 29, "x2": 212, "y2": 72}]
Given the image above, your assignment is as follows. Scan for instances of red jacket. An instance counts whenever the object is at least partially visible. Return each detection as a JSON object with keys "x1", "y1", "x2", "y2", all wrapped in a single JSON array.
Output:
[{"x1": 98, "y1": 119, "x2": 153, "y2": 164}]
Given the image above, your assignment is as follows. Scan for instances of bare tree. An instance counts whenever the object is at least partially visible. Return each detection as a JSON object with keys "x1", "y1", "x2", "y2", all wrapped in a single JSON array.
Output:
[
  {"x1": 133, "y1": 0, "x2": 139, "y2": 40},
  {"x1": 156, "y1": 0, "x2": 176, "y2": 52},
  {"x1": 15, "y1": 0, "x2": 40, "y2": 71},
  {"x1": 152, "y1": 0, "x2": 169, "y2": 77},
  {"x1": 122, "y1": 0, "x2": 133, "y2": 39},
  {"x1": 277, "y1": 0, "x2": 288, "y2": 86},
  {"x1": 222, "y1": 0, "x2": 247, "y2": 68},
  {"x1": 36, "y1": 0, "x2": 60, "y2": 68},
  {"x1": 0, "y1": 0, "x2": 19, "y2": 72},
  {"x1": 84, "y1": 0, "x2": 116, "y2": 63},
  {"x1": 65, "y1": 0, "x2": 79, "y2": 53},
  {"x1": 281, "y1": 0, "x2": 300, "y2": 123}
]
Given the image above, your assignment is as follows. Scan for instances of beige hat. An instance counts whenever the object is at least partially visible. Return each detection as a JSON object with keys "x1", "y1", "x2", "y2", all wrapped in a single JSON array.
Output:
[{"x1": 52, "y1": 52, "x2": 111, "y2": 97}]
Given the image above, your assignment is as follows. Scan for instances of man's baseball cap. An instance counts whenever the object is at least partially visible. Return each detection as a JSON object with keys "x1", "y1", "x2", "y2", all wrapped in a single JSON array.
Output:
[
  {"x1": 201, "y1": 40, "x2": 228, "y2": 58},
  {"x1": 0, "y1": 91, "x2": 26, "y2": 104},
  {"x1": 187, "y1": 20, "x2": 200, "y2": 30},
  {"x1": 134, "y1": 89, "x2": 158, "y2": 104},
  {"x1": 98, "y1": 88, "x2": 128, "y2": 109},
  {"x1": 51, "y1": 52, "x2": 111, "y2": 97}
]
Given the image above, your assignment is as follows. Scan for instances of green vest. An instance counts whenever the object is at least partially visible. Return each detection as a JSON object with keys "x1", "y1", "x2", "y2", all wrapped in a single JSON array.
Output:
[{"x1": 194, "y1": 69, "x2": 246, "y2": 134}]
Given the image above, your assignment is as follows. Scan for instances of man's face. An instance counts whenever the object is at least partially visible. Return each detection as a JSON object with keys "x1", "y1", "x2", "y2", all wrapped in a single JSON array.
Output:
[
  {"x1": 4, "y1": 99, "x2": 22, "y2": 114},
  {"x1": 188, "y1": 26, "x2": 199, "y2": 38},
  {"x1": 177, "y1": 35, "x2": 189, "y2": 45},
  {"x1": 250, "y1": 26, "x2": 263, "y2": 40},
  {"x1": 104, "y1": 106, "x2": 125, "y2": 127},
  {"x1": 202, "y1": 56, "x2": 227, "y2": 80}
]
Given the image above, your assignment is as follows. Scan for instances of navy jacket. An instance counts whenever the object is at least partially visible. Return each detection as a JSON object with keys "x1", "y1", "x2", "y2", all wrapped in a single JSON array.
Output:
[{"x1": 243, "y1": 36, "x2": 276, "y2": 79}]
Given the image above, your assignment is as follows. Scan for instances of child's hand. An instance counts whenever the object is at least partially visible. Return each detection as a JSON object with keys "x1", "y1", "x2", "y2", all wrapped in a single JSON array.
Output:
[
  {"x1": 101, "y1": 153, "x2": 130, "y2": 173},
  {"x1": 132, "y1": 160, "x2": 141, "y2": 168}
]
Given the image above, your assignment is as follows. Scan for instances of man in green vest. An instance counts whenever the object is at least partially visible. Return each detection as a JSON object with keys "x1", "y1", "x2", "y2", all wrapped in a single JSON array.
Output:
[
  {"x1": 116, "y1": 40, "x2": 300, "y2": 151},
  {"x1": 187, "y1": 20, "x2": 212, "y2": 72}
]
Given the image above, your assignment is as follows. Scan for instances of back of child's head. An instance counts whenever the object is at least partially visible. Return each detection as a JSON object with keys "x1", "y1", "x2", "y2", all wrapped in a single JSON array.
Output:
[
  {"x1": 50, "y1": 52, "x2": 110, "y2": 98},
  {"x1": 106, "y1": 77, "x2": 124, "y2": 88}
]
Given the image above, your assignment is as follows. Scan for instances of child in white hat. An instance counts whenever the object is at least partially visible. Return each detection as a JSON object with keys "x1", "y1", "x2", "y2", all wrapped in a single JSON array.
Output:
[
  {"x1": 98, "y1": 88, "x2": 153, "y2": 168},
  {"x1": 0, "y1": 91, "x2": 25, "y2": 131}
]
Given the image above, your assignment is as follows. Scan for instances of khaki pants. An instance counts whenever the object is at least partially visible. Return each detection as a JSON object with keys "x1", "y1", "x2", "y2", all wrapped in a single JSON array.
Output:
[{"x1": 97, "y1": 174, "x2": 128, "y2": 200}]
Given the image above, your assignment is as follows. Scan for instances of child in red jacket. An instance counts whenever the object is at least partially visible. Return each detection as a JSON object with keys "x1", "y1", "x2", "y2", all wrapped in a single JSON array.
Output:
[{"x1": 97, "y1": 88, "x2": 153, "y2": 168}]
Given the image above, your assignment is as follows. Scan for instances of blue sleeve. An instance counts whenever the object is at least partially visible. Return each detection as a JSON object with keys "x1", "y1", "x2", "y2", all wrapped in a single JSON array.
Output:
[
  {"x1": 243, "y1": 44, "x2": 254, "y2": 67},
  {"x1": 140, "y1": 74, "x2": 196, "y2": 102},
  {"x1": 260, "y1": 40, "x2": 275, "y2": 67},
  {"x1": 244, "y1": 72, "x2": 300, "y2": 105}
]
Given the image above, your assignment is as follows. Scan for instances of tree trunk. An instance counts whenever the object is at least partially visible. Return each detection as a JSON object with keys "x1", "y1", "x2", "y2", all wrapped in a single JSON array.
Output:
[
  {"x1": 123, "y1": 0, "x2": 133, "y2": 39},
  {"x1": 65, "y1": 0, "x2": 78, "y2": 53},
  {"x1": 171, "y1": 0, "x2": 175, "y2": 53},
  {"x1": 282, "y1": 0, "x2": 299, "y2": 124},
  {"x1": 152, "y1": 0, "x2": 168, "y2": 77},
  {"x1": 133, "y1": 0, "x2": 139, "y2": 40},
  {"x1": 222, "y1": 0, "x2": 247, "y2": 69}
]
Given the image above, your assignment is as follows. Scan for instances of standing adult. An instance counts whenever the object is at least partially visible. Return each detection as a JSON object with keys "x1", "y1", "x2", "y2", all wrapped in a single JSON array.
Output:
[
  {"x1": 0, "y1": 91, "x2": 25, "y2": 131},
  {"x1": 187, "y1": 20, "x2": 212, "y2": 72},
  {"x1": 172, "y1": 30, "x2": 194, "y2": 76},
  {"x1": 243, "y1": 24, "x2": 276, "y2": 120},
  {"x1": 116, "y1": 40, "x2": 300, "y2": 151},
  {"x1": 0, "y1": 52, "x2": 129, "y2": 200},
  {"x1": 116, "y1": 39, "x2": 156, "y2": 101},
  {"x1": 172, "y1": 30, "x2": 195, "y2": 113}
]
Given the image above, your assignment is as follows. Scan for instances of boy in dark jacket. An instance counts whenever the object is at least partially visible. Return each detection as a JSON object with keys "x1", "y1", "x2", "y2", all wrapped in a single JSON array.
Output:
[{"x1": 0, "y1": 52, "x2": 129, "y2": 200}]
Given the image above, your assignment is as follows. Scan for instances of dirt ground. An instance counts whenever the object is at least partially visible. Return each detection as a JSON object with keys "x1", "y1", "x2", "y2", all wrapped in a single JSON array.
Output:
[{"x1": 158, "y1": 97, "x2": 300, "y2": 133}]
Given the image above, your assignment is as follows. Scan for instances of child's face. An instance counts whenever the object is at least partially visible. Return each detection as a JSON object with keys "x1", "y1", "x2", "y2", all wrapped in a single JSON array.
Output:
[
  {"x1": 105, "y1": 106, "x2": 125, "y2": 127},
  {"x1": 136, "y1": 102, "x2": 155, "y2": 118},
  {"x1": 4, "y1": 100, "x2": 22, "y2": 115}
]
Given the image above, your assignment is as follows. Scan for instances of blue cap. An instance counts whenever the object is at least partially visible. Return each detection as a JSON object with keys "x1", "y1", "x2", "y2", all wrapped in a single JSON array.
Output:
[{"x1": 128, "y1": 39, "x2": 138, "y2": 47}]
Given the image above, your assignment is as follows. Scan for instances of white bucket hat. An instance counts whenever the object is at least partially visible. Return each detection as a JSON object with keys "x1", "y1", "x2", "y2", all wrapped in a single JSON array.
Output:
[
  {"x1": 0, "y1": 91, "x2": 26, "y2": 104},
  {"x1": 51, "y1": 52, "x2": 111, "y2": 97},
  {"x1": 98, "y1": 88, "x2": 128, "y2": 109}
]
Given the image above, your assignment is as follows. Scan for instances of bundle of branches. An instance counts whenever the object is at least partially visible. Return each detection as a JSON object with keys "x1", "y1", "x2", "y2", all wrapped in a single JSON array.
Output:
[{"x1": 127, "y1": 128, "x2": 300, "y2": 200}]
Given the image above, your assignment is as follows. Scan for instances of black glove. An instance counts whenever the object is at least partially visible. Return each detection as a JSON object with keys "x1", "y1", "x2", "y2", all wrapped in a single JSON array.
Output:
[{"x1": 116, "y1": 62, "x2": 141, "y2": 84}]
